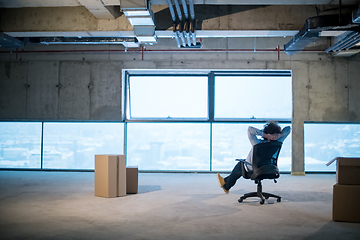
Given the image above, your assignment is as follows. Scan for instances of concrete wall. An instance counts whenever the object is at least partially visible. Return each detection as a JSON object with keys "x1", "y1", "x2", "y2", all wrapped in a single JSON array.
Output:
[
  {"x1": 0, "y1": 60, "x2": 122, "y2": 120},
  {"x1": 1, "y1": 41, "x2": 360, "y2": 174}
]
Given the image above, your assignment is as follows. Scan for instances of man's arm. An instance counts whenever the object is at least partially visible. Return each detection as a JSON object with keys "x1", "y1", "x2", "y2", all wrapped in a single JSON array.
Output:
[
  {"x1": 247, "y1": 126, "x2": 263, "y2": 146},
  {"x1": 263, "y1": 126, "x2": 291, "y2": 141},
  {"x1": 277, "y1": 126, "x2": 291, "y2": 142}
]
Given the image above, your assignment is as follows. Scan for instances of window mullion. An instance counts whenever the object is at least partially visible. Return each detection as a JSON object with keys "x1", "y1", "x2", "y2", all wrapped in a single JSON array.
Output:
[{"x1": 208, "y1": 72, "x2": 215, "y2": 122}]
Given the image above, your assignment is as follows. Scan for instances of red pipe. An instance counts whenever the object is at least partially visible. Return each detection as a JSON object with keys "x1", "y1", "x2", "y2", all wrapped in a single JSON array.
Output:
[
  {"x1": 142, "y1": 45, "x2": 145, "y2": 60},
  {"x1": 0, "y1": 47, "x2": 324, "y2": 54}
]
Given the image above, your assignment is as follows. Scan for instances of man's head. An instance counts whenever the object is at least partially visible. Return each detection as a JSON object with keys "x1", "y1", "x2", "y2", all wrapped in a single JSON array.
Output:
[{"x1": 263, "y1": 121, "x2": 281, "y2": 134}]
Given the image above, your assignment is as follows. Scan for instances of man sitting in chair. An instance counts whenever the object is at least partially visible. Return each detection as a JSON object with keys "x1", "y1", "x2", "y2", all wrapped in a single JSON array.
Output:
[{"x1": 217, "y1": 121, "x2": 291, "y2": 194}]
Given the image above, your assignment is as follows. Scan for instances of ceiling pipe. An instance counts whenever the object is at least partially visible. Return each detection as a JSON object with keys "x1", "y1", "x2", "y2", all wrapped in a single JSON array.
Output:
[
  {"x1": 180, "y1": 0, "x2": 189, "y2": 19},
  {"x1": 188, "y1": 0, "x2": 196, "y2": 45},
  {"x1": 173, "y1": 0, "x2": 186, "y2": 47},
  {"x1": 181, "y1": 0, "x2": 191, "y2": 46},
  {"x1": 166, "y1": 0, "x2": 181, "y2": 48},
  {"x1": 173, "y1": 0, "x2": 182, "y2": 22}
]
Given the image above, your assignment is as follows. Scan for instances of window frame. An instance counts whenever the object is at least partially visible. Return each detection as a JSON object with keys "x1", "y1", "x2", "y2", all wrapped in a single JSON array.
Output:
[
  {"x1": 124, "y1": 69, "x2": 292, "y2": 172},
  {"x1": 124, "y1": 69, "x2": 292, "y2": 123}
]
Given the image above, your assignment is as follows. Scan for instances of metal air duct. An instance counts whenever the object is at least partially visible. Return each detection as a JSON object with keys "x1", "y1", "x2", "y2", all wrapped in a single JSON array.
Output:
[
  {"x1": 285, "y1": 7, "x2": 360, "y2": 56},
  {"x1": 120, "y1": 0, "x2": 157, "y2": 44},
  {"x1": 0, "y1": 31, "x2": 24, "y2": 49},
  {"x1": 326, "y1": 31, "x2": 360, "y2": 53}
]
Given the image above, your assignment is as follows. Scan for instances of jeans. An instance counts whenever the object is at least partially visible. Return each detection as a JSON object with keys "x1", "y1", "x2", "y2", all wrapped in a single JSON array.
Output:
[{"x1": 223, "y1": 161, "x2": 244, "y2": 191}]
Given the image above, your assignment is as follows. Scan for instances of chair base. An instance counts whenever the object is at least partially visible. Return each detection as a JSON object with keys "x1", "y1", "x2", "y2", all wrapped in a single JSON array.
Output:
[
  {"x1": 238, "y1": 191, "x2": 281, "y2": 205},
  {"x1": 238, "y1": 180, "x2": 281, "y2": 205}
]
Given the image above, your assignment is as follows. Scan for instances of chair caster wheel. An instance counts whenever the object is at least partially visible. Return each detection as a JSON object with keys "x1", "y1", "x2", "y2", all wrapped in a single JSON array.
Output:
[
  {"x1": 277, "y1": 198, "x2": 281, "y2": 202},
  {"x1": 260, "y1": 199, "x2": 265, "y2": 205},
  {"x1": 238, "y1": 198, "x2": 243, "y2": 203}
]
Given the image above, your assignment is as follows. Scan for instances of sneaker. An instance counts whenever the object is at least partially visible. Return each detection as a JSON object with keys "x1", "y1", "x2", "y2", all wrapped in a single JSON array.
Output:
[{"x1": 217, "y1": 173, "x2": 229, "y2": 194}]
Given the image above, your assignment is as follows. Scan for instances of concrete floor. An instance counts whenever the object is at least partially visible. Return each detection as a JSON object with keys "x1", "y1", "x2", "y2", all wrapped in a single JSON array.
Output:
[{"x1": 0, "y1": 171, "x2": 359, "y2": 240}]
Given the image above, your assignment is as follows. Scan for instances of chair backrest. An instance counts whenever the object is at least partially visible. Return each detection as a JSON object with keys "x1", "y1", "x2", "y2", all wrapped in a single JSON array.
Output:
[{"x1": 250, "y1": 141, "x2": 283, "y2": 181}]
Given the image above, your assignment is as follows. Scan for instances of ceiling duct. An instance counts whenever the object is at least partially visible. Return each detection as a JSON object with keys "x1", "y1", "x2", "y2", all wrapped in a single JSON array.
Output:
[
  {"x1": 326, "y1": 30, "x2": 360, "y2": 53},
  {"x1": 0, "y1": 31, "x2": 24, "y2": 49},
  {"x1": 120, "y1": 0, "x2": 157, "y2": 44},
  {"x1": 325, "y1": 7, "x2": 360, "y2": 55},
  {"x1": 353, "y1": 7, "x2": 360, "y2": 23},
  {"x1": 284, "y1": 7, "x2": 360, "y2": 56},
  {"x1": 284, "y1": 13, "x2": 358, "y2": 55}
]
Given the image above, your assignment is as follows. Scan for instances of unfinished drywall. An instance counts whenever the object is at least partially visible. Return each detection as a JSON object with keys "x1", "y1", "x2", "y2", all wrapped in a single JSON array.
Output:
[{"x1": 0, "y1": 42, "x2": 360, "y2": 174}]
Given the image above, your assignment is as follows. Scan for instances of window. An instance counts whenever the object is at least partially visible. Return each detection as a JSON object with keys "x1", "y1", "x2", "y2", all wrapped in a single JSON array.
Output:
[
  {"x1": 215, "y1": 75, "x2": 292, "y2": 119},
  {"x1": 212, "y1": 123, "x2": 292, "y2": 171},
  {"x1": 128, "y1": 75, "x2": 208, "y2": 119},
  {"x1": 125, "y1": 70, "x2": 292, "y2": 171},
  {"x1": 0, "y1": 122, "x2": 42, "y2": 168},
  {"x1": 305, "y1": 123, "x2": 360, "y2": 172},
  {"x1": 43, "y1": 123, "x2": 124, "y2": 169},
  {"x1": 127, "y1": 123, "x2": 210, "y2": 170}
]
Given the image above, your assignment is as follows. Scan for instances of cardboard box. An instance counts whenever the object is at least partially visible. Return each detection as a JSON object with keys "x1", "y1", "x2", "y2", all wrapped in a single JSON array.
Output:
[
  {"x1": 117, "y1": 155, "x2": 127, "y2": 197},
  {"x1": 333, "y1": 184, "x2": 360, "y2": 223},
  {"x1": 95, "y1": 155, "x2": 126, "y2": 198},
  {"x1": 126, "y1": 166, "x2": 138, "y2": 194},
  {"x1": 326, "y1": 157, "x2": 360, "y2": 185}
]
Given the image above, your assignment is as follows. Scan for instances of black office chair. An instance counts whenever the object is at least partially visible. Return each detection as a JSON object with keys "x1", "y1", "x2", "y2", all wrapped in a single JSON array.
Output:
[{"x1": 237, "y1": 141, "x2": 282, "y2": 205}]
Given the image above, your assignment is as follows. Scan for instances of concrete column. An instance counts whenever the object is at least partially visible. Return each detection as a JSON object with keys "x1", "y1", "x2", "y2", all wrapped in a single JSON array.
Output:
[
  {"x1": 291, "y1": 61, "x2": 309, "y2": 175},
  {"x1": 348, "y1": 61, "x2": 360, "y2": 121}
]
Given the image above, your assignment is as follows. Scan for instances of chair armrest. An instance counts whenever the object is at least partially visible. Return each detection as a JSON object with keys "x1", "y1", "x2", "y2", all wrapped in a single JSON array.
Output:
[{"x1": 235, "y1": 159, "x2": 252, "y2": 166}]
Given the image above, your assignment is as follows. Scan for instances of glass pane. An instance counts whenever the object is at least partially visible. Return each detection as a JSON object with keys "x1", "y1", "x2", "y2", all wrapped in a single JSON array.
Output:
[
  {"x1": 305, "y1": 123, "x2": 360, "y2": 172},
  {"x1": 127, "y1": 123, "x2": 210, "y2": 170},
  {"x1": 0, "y1": 122, "x2": 42, "y2": 168},
  {"x1": 43, "y1": 123, "x2": 124, "y2": 169},
  {"x1": 212, "y1": 123, "x2": 292, "y2": 172},
  {"x1": 215, "y1": 76, "x2": 292, "y2": 119},
  {"x1": 129, "y1": 76, "x2": 208, "y2": 119}
]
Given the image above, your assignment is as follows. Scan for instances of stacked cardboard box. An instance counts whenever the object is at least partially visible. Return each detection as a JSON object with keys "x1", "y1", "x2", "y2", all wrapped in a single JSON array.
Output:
[
  {"x1": 94, "y1": 155, "x2": 138, "y2": 198},
  {"x1": 327, "y1": 157, "x2": 360, "y2": 223},
  {"x1": 126, "y1": 166, "x2": 138, "y2": 194}
]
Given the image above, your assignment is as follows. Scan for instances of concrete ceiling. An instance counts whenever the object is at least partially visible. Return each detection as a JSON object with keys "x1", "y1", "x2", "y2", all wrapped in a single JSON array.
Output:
[
  {"x1": 0, "y1": 1, "x2": 359, "y2": 8},
  {"x1": 0, "y1": 0, "x2": 359, "y2": 56},
  {"x1": 0, "y1": 1, "x2": 359, "y2": 19}
]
